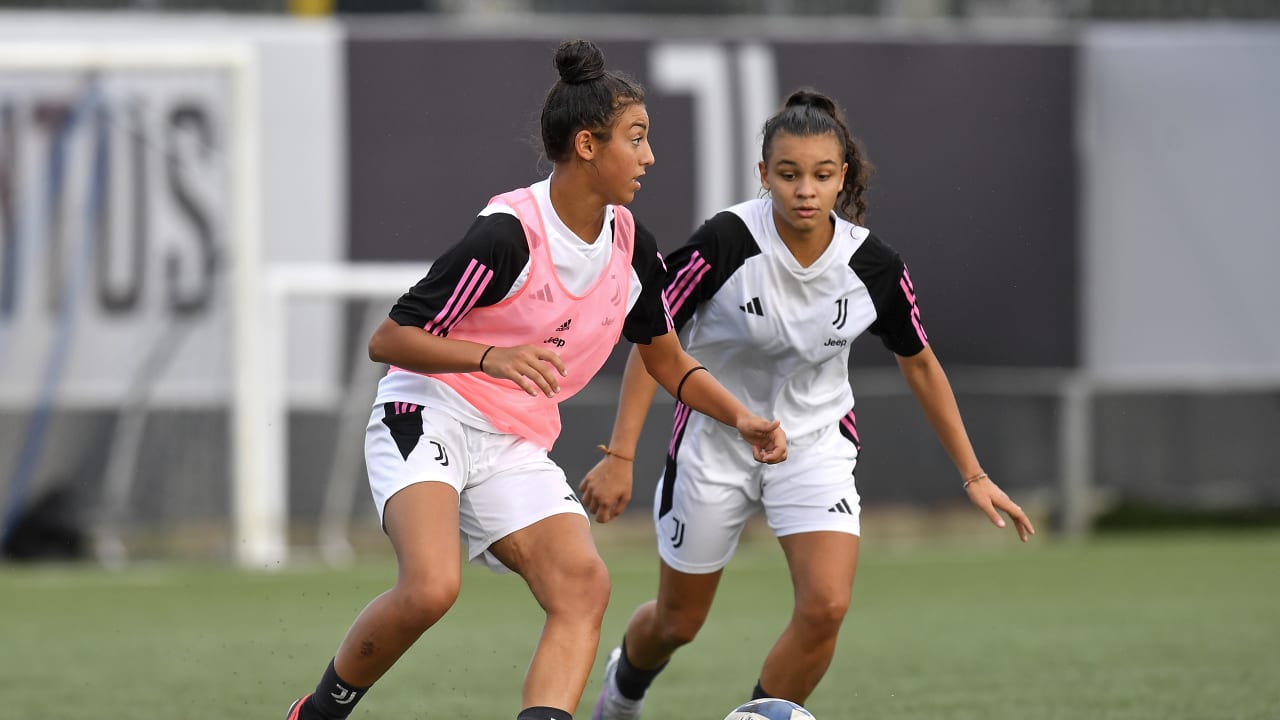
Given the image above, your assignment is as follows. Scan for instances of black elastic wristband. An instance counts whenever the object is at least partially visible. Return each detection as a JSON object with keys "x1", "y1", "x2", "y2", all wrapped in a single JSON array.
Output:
[
  {"x1": 676, "y1": 365, "x2": 707, "y2": 406},
  {"x1": 479, "y1": 345, "x2": 495, "y2": 373}
]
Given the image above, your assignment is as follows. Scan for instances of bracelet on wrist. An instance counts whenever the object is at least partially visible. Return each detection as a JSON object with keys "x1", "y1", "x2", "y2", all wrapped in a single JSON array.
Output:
[
  {"x1": 596, "y1": 444, "x2": 634, "y2": 462},
  {"x1": 962, "y1": 471, "x2": 989, "y2": 489}
]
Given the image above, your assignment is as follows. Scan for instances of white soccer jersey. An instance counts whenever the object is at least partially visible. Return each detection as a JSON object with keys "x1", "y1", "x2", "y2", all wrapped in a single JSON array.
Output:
[{"x1": 665, "y1": 197, "x2": 928, "y2": 442}]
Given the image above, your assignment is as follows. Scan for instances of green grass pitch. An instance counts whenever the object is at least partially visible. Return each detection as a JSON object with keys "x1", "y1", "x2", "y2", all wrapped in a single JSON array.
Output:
[{"x1": 2, "y1": 527, "x2": 1277, "y2": 719}]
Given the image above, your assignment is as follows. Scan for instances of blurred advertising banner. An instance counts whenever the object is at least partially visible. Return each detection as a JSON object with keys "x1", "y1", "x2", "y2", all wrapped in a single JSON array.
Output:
[
  {"x1": 344, "y1": 30, "x2": 1079, "y2": 368},
  {"x1": 0, "y1": 19, "x2": 346, "y2": 408},
  {"x1": 0, "y1": 61, "x2": 233, "y2": 406}
]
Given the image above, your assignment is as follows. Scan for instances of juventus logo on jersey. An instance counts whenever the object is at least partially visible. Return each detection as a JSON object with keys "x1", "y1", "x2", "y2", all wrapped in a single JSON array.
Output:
[
  {"x1": 609, "y1": 273, "x2": 623, "y2": 304},
  {"x1": 832, "y1": 298, "x2": 849, "y2": 329},
  {"x1": 739, "y1": 297, "x2": 764, "y2": 316}
]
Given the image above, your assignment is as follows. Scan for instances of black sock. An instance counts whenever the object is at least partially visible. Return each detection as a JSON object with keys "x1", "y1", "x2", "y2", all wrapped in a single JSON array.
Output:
[
  {"x1": 305, "y1": 659, "x2": 371, "y2": 720},
  {"x1": 516, "y1": 706, "x2": 572, "y2": 720},
  {"x1": 751, "y1": 681, "x2": 771, "y2": 700},
  {"x1": 614, "y1": 637, "x2": 668, "y2": 701}
]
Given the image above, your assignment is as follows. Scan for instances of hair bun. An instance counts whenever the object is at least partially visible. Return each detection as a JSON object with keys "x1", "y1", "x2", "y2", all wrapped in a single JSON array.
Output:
[
  {"x1": 784, "y1": 88, "x2": 838, "y2": 117},
  {"x1": 555, "y1": 39, "x2": 607, "y2": 85}
]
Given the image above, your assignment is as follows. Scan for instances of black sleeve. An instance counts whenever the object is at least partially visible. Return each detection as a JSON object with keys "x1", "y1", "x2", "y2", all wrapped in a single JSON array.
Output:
[
  {"x1": 849, "y1": 233, "x2": 929, "y2": 357},
  {"x1": 623, "y1": 220, "x2": 674, "y2": 344},
  {"x1": 388, "y1": 213, "x2": 529, "y2": 335},
  {"x1": 662, "y1": 211, "x2": 761, "y2": 332}
]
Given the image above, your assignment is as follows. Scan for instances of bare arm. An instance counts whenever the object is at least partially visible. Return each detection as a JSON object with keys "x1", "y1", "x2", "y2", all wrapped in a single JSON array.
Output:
[
  {"x1": 579, "y1": 333, "x2": 787, "y2": 522},
  {"x1": 367, "y1": 318, "x2": 566, "y2": 398},
  {"x1": 896, "y1": 345, "x2": 1035, "y2": 541},
  {"x1": 601, "y1": 344, "x2": 662, "y2": 461},
  {"x1": 637, "y1": 333, "x2": 785, "y2": 463},
  {"x1": 578, "y1": 344, "x2": 661, "y2": 522}
]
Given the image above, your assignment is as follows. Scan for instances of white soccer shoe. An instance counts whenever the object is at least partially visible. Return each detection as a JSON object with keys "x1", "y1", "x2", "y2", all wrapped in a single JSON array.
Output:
[{"x1": 592, "y1": 647, "x2": 646, "y2": 720}]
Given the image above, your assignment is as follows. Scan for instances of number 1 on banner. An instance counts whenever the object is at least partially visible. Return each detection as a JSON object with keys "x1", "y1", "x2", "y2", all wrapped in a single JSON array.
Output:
[{"x1": 648, "y1": 43, "x2": 777, "y2": 227}]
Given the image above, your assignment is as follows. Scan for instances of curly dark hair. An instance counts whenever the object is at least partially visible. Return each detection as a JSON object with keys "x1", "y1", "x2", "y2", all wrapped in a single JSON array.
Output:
[{"x1": 761, "y1": 88, "x2": 875, "y2": 224}]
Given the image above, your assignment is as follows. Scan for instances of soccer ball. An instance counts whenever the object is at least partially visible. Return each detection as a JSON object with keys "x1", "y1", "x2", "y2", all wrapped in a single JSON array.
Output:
[{"x1": 723, "y1": 698, "x2": 816, "y2": 720}]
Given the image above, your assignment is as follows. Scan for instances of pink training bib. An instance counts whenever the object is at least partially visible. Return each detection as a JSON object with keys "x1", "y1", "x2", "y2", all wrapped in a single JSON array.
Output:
[{"x1": 432, "y1": 188, "x2": 636, "y2": 450}]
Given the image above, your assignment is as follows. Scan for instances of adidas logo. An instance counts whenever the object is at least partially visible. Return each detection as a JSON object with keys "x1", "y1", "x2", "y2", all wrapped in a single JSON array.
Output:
[
  {"x1": 564, "y1": 494, "x2": 578, "y2": 502},
  {"x1": 739, "y1": 297, "x2": 764, "y2": 315},
  {"x1": 828, "y1": 498, "x2": 854, "y2": 515},
  {"x1": 533, "y1": 283, "x2": 554, "y2": 302},
  {"x1": 555, "y1": 318, "x2": 572, "y2": 332}
]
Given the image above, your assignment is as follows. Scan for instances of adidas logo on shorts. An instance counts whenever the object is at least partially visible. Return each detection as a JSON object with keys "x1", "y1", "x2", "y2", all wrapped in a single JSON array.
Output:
[{"x1": 828, "y1": 498, "x2": 854, "y2": 514}]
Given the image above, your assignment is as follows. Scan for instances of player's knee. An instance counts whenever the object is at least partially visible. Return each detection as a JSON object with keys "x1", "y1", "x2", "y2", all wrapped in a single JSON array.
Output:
[
  {"x1": 392, "y1": 577, "x2": 460, "y2": 630},
  {"x1": 656, "y1": 611, "x2": 706, "y2": 648},
  {"x1": 570, "y1": 555, "x2": 612, "y2": 611},
  {"x1": 546, "y1": 553, "x2": 611, "y2": 619},
  {"x1": 794, "y1": 593, "x2": 850, "y2": 635}
]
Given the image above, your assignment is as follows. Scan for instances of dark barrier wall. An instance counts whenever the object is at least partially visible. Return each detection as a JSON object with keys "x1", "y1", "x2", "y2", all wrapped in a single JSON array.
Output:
[
  {"x1": 345, "y1": 30, "x2": 1077, "y2": 368},
  {"x1": 342, "y1": 28, "x2": 1077, "y2": 518}
]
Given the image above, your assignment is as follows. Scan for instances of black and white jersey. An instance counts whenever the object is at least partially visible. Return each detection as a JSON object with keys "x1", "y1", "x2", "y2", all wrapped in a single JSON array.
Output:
[
  {"x1": 666, "y1": 197, "x2": 927, "y2": 438},
  {"x1": 377, "y1": 178, "x2": 671, "y2": 431},
  {"x1": 388, "y1": 179, "x2": 669, "y2": 342}
]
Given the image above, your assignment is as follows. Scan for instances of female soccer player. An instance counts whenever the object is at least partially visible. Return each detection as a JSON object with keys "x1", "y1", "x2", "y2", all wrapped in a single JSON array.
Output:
[
  {"x1": 580, "y1": 88, "x2": 1035, "y2": 719},
  {"x1": 284, "y1": 40, "x2": 786, "y2": 720}
]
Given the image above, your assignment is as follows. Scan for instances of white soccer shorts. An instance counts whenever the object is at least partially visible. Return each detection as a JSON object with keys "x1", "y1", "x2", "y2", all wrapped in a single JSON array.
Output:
[
  {"x1": 365, "y1": 401, "x2": 587, "y2": 572},
  {"x1": 653, "y1": 416, "x2": 861, "y2": 574}
]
